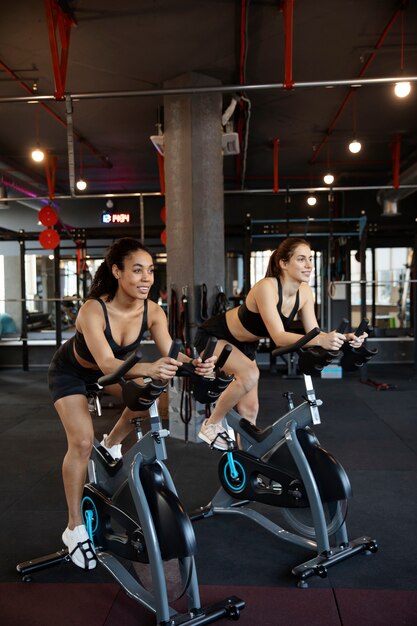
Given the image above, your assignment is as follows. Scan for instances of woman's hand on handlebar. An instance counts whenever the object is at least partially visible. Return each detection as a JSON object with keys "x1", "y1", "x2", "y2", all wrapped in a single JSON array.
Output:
[
  {"x1": 320, "y1": 330, "x2": 346, "y2": 351},
  {"x1": 147, "y1": 356, "x2": 182, "y2": 382},
  {"x1": 191, "y1": 355, "x2": 217, "y2": 377},
  {"x1": 345, "y1": 331, "x2": 368, "y2": 348}
]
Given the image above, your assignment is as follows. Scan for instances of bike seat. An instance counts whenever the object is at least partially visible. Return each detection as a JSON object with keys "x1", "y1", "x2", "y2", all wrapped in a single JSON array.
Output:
[{"x1": 239, "y1": 419, "x2": 273, "y2": 442}]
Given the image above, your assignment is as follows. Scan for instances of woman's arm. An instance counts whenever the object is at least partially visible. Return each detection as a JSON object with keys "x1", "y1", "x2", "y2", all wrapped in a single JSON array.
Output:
[
  {"x1": 255, "y1": 280, "x2": 345, "y2": 351},
  {"x1": 297, "y1": 287, "x2": 346, "y2": 350}
]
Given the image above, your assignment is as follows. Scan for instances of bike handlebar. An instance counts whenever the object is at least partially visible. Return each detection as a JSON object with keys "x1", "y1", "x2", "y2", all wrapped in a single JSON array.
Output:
[
  {"x1": 201, "y1": 336, "x2": 217, "y2": 361},
  {"x1": 97, "y1": 349, "x2": 143, "y2": 387},
  {"x1": 216, "y1": 344, "x2": 233, "y2": 370},
  {"x1": 271, "y1": 327, "x2": 321, "y2": 358},
  {"x1": 354, "y1": 318, "x2": 369, "y2": 336},
  {"x1": 169, "y1": 338, "x2": 182, "y2": 359},
  {"x1": 337, "y1": 318, "x2": 349, "y2": 333},
  {"x1": 97, "y1": 339, "x2": 182, "y2": 388}
]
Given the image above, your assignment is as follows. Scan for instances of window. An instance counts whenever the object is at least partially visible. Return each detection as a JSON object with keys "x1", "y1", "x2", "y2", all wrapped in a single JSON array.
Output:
[
  {"x1": 250, "y1": 250, "x2": 271, "y2": 285},
  {"x1": 350, "y1": 248, "x2": 410, "y2": 306}
]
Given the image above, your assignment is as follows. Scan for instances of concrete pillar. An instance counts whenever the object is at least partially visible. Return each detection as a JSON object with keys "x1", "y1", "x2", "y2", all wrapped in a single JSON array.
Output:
[
  {"x1": 163, "y1": 73, "x2": 225, "y2": 442},
  {"x1": 164, "y1": 72, "x2": 225, "y2": 342}
]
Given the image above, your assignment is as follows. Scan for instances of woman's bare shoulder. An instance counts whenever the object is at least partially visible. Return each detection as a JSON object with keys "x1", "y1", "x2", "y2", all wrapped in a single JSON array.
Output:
[
  {"x1": 250, "y1": 277, "x2": 278, "y2": 307},
  {"x1": 147, "y1": 299, "x2": 167, "y2": 321},
  {"x1": 253, "y1": 276, "x2": 277, "y2": 292},
  {"x1": 79, "y1": 298, "x2": 104, "y2": 314},
  {"x1": 76, "y1": 298, "x2": 105, "y2": 330}
]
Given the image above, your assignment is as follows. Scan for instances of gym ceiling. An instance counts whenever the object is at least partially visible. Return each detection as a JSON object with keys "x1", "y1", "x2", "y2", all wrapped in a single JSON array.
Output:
[{"x1": 0, "y1": 0, "x2": 416, "y2": 248}]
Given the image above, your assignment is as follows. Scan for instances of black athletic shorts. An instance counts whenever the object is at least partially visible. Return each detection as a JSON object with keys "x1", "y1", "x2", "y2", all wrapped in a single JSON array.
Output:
[
  {"x1": 48, "y1": 337, "x2": 103, "y2": 403},
  {"x1": 194, "y1": 312, "x2": 259, "y2": 361}
]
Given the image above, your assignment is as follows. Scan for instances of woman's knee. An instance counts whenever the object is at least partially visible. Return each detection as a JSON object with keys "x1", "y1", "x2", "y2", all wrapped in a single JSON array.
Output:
[
  {"x1": 236, "y1": 362, "x2": 259, "y2": 392},
  {"x1": 68, "y1": 431, "x2": 94, "y2": 459}
]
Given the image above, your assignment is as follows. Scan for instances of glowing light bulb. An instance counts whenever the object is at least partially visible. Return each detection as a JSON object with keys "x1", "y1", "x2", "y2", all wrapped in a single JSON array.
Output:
[
  {"x1": 307, "y1": 195, "x2": 317, "y2": 207},
  {"x1": 394, "y1": 81, "x2": 411, "y2": 98},
  {"x1": 323, "y1": 173, "x2": 334, "y2": 185},
  {"x1": 76, "y1": 179, "x2": 87, "y2": 191},
  {"x1": 31, "y1": 147, "x2": 45, "y2": 162},
  {"x1": 348, "y1": 139, "x2": 362, "y2": 154}
]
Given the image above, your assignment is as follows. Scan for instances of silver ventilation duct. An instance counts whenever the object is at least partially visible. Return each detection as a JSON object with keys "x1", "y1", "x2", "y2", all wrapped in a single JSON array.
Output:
[{"x1": 377, "y1": 157, "x2": 417, "y2": 216}]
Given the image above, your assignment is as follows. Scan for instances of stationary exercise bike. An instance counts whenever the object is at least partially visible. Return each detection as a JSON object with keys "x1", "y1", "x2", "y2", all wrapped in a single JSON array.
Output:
[
  {"x1": 17, "y1": 340, "x2": 244, "y2": 625},
  {"x1": 192, "y1": 324, "x2": 378, "y2": 587}
]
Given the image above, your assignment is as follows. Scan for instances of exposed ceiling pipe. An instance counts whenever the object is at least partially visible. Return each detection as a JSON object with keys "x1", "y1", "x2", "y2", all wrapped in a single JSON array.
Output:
[
  {"x1": 1, "y1": 183, "x2": 417, "y2": 204},
  {"x1": 0, "y1": 76, "x2": 416, "y2": 105},
  {"x1": 65, "y1": 95, "x2": 76, "y2": 196}
]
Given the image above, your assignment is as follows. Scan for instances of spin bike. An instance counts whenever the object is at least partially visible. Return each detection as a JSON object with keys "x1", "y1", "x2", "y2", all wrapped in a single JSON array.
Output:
[
  {"x1": 192, "y1": 325, "x2": 378, "y2": 587},
  {"x1": 17, "y1": 340, "x2": 244, "y2": 625}
]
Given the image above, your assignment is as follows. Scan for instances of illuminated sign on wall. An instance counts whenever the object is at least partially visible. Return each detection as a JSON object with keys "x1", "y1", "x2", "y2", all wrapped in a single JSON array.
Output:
[{"x1": 101, "y1": 212, "x2": 131, "y2": 224}]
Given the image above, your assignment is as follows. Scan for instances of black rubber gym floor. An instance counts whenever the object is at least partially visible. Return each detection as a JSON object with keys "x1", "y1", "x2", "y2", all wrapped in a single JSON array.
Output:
[{"x1": 0, "y1": 363, "x2": 416, "y2": 625}]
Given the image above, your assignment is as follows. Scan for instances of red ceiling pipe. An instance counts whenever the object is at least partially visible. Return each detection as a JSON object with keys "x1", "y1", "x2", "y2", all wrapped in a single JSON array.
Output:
[
  {"x1": 391, "y1": 134, "x2": 401, "y2": 189},
  {"x1": 310, "y1": 6, "x2": 403, "y2": 164},
  {"x1": 44, "y1": 0, "x2": 76, "y2": 100},
  {"x1": 273, "y1": 138, "x2": 280, "y2": 192},
  {"x1": 281, "y1": 0, "x2": 295, "y2": 90}
]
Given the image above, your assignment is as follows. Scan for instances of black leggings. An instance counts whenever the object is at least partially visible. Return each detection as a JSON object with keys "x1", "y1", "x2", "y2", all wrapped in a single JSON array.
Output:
[
  {"x1": 194, "y1": 313, "x2": 258, "y2": 361},
  {"x1": 48, "y1": 338, "x2": 103, "y2": 403}
]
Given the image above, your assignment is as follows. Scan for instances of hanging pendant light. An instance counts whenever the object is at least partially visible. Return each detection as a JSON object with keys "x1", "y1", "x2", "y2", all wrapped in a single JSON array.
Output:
[
  {"x1": 347, "y1": 90, "x2": 362, "y2": 154},
  {"x1": 31, "y1": 106, "x2": 45, "y2": 162},
  {"x1": 394, "y1": 12, "x2": 411, "y2": 99},
  {"x1": 76, "y1": 141, "x2": 87, "y2": 191}
]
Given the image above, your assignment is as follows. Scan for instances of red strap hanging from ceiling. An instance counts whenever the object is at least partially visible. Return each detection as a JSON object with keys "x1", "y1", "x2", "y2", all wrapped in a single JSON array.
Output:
[
  {"x1": 44, "y1": 0, "x2": 77, "y2": 100},
  {"x1": 391, "y1": 134, "x2": 401, "y2": 189},
  {"x1": 281, "y1": 0, "x2": 294, "y2": 90},
  {"x1": 75, "y1": 239, "x2": 87, "y2": 275}
]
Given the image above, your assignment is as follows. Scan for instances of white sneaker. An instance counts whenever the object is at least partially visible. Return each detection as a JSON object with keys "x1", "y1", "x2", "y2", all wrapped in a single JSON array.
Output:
[
  {"x1": 62, "y1": 525, "x2": 97, "y2": 570},
  {"x1": 198, "y1": 419, "x2": 229, "y2": 450},
  {"x1": 100, "y1": 434, "x2": 122, "y2": 460}
]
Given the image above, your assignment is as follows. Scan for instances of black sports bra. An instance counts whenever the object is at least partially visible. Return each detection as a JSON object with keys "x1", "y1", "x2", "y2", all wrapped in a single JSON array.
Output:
[
  {"x1": 237, "y1": 278, "x2": 299, "y2": 337},
  {"x1": 74, "y1": 298, "x2": 149, "y2": 364}
]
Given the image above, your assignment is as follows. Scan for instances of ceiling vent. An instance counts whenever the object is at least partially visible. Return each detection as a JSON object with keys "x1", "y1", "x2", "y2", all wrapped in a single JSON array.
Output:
[
  {"x1": 377, "y1": 154, "x2": 417, "y2": 216},
  {"x1": 381, "y1": 199, "x2": 400, "y2": 216}
]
